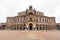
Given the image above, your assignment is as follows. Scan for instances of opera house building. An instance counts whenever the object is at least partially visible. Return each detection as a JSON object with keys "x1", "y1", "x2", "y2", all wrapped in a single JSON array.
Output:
[{"x1": 5, "y1": 6, "x2": 57, "y2": 30}]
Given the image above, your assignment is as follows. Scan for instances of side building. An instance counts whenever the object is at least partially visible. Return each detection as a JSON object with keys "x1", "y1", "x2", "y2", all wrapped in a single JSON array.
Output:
[
  {"x1": 0, "y1": 23, "x2": 6, "y2": 30},
  {"x1": 56, "y1": 23, "x2": 60, "y2": 30}
]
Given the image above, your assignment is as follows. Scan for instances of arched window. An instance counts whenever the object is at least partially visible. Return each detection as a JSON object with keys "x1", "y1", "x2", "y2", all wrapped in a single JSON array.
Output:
[
  {"x1": 23, "y1": 24, "x2": 26, "y2": 27},
  {"x1": 23, "y1": 24, "x2": 26, "y2": 30},
  {"x1": 36, "y1": 18, "x2": 38, "y2": 22},
  {"x1": 36, "y1": 24, "x2": 38, "y2": 27}
]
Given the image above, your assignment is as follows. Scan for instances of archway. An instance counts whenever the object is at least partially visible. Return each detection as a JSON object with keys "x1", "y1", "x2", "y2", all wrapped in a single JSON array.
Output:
[{"x1": 29, "y1": 23, "x2": 33, "y2": 30}]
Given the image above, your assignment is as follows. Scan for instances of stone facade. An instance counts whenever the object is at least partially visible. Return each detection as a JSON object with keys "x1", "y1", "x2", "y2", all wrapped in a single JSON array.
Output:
[
  {"x1": 5, "y1": 6, "x2": 56, "y2": 30},
  {"x1": 56, "y1": 23, "x2": 60, "y2": 30},
  {"x1": 0, "y1": 23, "x2": 6, "y2": 30}
]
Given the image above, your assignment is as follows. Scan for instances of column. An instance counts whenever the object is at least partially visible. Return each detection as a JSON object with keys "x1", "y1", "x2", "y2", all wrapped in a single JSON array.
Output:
[
  {"x1": 42, "y1": 25, "x2": 43, "y2": 30},
  {"x1": 19, "y1": 24, "x2": 20, "y2": 30},
  {"x1": 16, "y1": 24, "x2": 17, "y2": 30},
  {"x1": 38, "y1": 25, "x2": 40, "y2": 30}
]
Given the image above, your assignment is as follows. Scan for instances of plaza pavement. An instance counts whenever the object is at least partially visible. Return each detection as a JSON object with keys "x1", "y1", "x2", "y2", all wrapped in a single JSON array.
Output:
[{"x1": 0, "y1": 30, "x2": 60, "y2": 40}]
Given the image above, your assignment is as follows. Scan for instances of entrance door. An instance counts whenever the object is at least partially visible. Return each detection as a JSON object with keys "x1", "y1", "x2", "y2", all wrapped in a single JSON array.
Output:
[{"x1": 29, "y1": 23, "x2": 33, "y2": 30}]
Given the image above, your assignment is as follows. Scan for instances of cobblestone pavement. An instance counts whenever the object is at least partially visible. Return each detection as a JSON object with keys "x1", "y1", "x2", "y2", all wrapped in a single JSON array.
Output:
[
  {"x1": 0, "y1": 30, "x2": 60, "y2": 40},
  {"x1": 18, "y1": 31, "x2": 47, "y2": 40}
]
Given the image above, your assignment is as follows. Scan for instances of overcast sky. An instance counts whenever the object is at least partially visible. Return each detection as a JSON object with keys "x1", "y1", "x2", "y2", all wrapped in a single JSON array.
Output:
[{"x1": 0, "y1": 0, "x2": 60, "y2": 23}]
